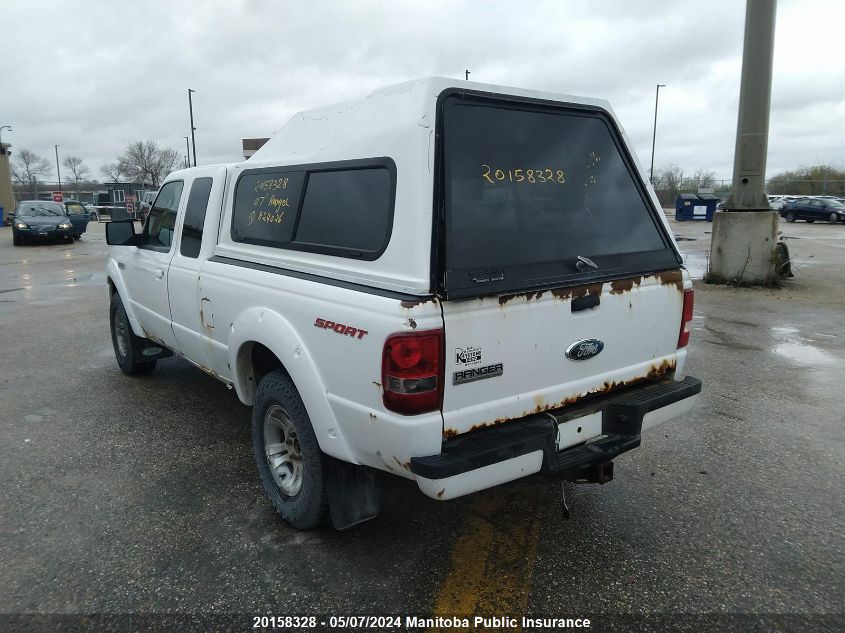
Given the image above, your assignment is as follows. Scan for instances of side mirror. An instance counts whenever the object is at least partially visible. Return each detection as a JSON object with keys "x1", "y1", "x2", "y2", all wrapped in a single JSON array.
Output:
[{"x1": 106, "y1": 220, "x2": 139, "y2": 246}]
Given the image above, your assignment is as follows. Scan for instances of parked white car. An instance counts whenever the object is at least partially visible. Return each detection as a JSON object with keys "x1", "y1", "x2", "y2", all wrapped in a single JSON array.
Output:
[
  {"x1": 767, "y1": 195, "x2": 785, "y2": 210},
  {"x1": 105, "y1": 77, "x2": 701, "y2": 530}
]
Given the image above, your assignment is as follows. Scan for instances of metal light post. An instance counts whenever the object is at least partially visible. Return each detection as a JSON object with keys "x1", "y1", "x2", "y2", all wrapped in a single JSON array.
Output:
[
  {"x1": 0, "y1": 125, "x2": 11, "y2": 145},
  {"x1": 54, "y1": 144, "x2": 62, "y2": 193},
  {"x1": 188, "y1": 89, "x2": 197, "y2": 167},
  {"x1": 465, "y1": 69, "x2": 470, "y2": 81},
  {"x1": 649, "y1": 84, "x2": 666, "y2": 184},
  {"x1": 182, "y1": 136, "x2": 190, "y2": 168}
]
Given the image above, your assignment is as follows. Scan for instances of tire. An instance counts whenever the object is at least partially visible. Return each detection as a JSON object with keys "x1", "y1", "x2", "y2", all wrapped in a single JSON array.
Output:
[
  {"x1": 252, "y1": 370, "x2": 328, "y2": 530},
  {"x1": 785, "y1": 211, "x2": 795, "y2": 222},
  {"x1": 807, "y1": 219, "x2": 815, "y2": 223},
  {"x1": 829, "y1": 213, "x2": 838, "y2": 223},
  {"x1": 109, "y1": 292, "x2": 156, "y2": 375},
  {"x1": 13, "y1": 234, "x2": 21, "y2": 246}
]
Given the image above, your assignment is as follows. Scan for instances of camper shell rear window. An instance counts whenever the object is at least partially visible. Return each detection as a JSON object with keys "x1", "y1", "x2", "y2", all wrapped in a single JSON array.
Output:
[{"x1": 438, "y1": 91, "x2": 679, "y2": 298}]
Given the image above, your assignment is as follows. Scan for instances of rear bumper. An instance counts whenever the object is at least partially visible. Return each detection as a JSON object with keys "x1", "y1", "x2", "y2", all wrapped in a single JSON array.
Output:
[{"x1": 412, "y1": 376, "x2": 701, "y2": 500}]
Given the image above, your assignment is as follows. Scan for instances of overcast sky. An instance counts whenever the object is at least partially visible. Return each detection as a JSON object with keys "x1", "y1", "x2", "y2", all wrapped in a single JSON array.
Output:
[{"x1": 2, "y1": 0, "x2": 843, "y2": 185}]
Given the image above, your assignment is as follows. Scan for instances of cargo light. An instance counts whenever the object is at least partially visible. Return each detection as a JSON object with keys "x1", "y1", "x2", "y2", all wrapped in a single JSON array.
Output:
[
  {"x1": 382, "y1": 330, "x2": 444, "y2": 415},
  {"x1": 678, "y1": 288, "x2": 694, "y2": 348}
]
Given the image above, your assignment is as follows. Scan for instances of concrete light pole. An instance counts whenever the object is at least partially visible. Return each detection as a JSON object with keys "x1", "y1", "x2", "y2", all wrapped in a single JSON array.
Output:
[
  {"x1": 708, "y1": 0, "x2": 779, "y2": 284},
  {"x1": 649, "y1": 84, "x2": 666, "y2": 184},
  {"x1": 0, "y1": 127, "x2": 14, "y2": 221}
]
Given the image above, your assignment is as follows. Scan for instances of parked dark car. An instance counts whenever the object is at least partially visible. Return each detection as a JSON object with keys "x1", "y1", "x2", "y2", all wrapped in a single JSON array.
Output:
[
  {"x1": 12, "y1": 200, "x2": 75, "y2": 245},
  {"x1": 781, "y1": 197, "x2": 845, "y2": 223},
  {"x1": 62, "y1": 199, "x2": 92, "y2": 238}
]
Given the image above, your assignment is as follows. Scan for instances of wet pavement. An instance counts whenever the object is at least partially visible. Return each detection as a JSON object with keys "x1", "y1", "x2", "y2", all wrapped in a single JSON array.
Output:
[{"x1": 0, "y1": 217, "x2": 842, "y2": 631}]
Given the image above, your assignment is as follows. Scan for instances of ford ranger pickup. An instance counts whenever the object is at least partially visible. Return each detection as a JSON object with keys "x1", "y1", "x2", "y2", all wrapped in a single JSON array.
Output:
[{"x1": 105, "y1": 77, "x2": 702, "y2": 529}]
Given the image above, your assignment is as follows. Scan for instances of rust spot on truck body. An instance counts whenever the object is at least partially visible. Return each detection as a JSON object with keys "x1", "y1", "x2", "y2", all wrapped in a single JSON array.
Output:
[
  {"x1": 199, "y1": 298, "x2": 215, "y2": 331},
  {"x1": 391, "y1": 456, "x2": 413, "y2": 473},
  {"x1": 143, "y1": 327, "x2": 228, "y2": 383},
  {"x1": 551, "y1": 283, "x2": 604, "y2": 302},
  {"x1": 401, "y1": 297, "x2": 436, "y2": 309},
  {"x1": 442, "y1": 358, "x2": 677, "y2": 438},
  {"x1": 494, "y1": 268, "x2": 683, "y2": 306},
  {"x1": 498, "y1": 290, "x2": 545, "y2": 306},
  {"x1": 610, "y1": 277, "x2": 642, "y2": 295},
  {"x1": 656, "y1": 269, "x2": 684, "y2": 291}
]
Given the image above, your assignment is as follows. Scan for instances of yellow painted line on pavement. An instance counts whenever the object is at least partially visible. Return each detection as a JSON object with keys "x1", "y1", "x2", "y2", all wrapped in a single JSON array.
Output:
[{"x1": 429, "y1": 482, "x2": 550, "y2": 632}]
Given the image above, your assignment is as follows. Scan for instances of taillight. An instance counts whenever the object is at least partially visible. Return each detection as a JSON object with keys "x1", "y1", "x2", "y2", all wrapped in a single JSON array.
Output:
[
  {"x1": 382, "y1": 330, "x2": 444, "y2": 415},
  {"x1": 678, "y1": 288, "x2": 694, "y2": 348}
]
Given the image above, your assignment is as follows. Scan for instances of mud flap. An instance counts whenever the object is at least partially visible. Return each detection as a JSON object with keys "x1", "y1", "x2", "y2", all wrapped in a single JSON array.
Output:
[{"x1": 325, "y1": 456, "x2": 380, "y2": 530}]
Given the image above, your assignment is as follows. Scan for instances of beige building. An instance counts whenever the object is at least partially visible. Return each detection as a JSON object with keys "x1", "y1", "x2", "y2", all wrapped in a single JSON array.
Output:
[
  {"x1": 0, "y1": 142, "x2": 14, "y2": 221},
  {"x1": 242, "y1": 137, "x2": 269, "y2": 159}
]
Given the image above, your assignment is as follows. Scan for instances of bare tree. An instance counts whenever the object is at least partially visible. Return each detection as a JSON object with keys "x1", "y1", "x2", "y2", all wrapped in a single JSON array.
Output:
[
  {"x1": 100, "y1": 162, "x2": 123, "y2": 183},
  {"x1": 116, "y1": 140, "x2": 181, "y2": 187},
  {"x1": 656, "y1": 164, "x2": 685, "y2": 200},
  {"x1": 11, "y1": 148, "x2": 52, "y2": 198},
  {"x1": 62, "y1": 155, "x2": 90, "y2": 194},
  {"x1": 687, "y1": 168, "x2": 717, "y2": 191}
]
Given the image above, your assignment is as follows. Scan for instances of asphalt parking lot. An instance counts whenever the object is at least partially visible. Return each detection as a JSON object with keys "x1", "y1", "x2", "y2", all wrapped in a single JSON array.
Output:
[{"x1": 0, "y1": 217, "x2": 842, "y2": 632}]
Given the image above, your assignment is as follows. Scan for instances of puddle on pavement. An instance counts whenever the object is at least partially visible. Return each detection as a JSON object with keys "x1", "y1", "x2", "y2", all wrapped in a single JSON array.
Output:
[
  {"x1": 771, "y1": 326, "x2": 839, "y2": 368},
  {"x1": 682, "y1": 252, "x2": 708, "y2": 279}
]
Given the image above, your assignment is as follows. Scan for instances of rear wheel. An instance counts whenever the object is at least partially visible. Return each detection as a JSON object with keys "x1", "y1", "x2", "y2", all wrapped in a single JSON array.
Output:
[
  {"x1": 252, "y1": 370, "x2": 328, "y2": 530},
  {"x1": 109, "y1": 292, "x2": 156, "y2": 375},
  {"x1": 807, "y1": 219, "x2": 815, "y2": 223},
  {"x1": 785, "y1": 211, "x2": 796, "y2": 222}
]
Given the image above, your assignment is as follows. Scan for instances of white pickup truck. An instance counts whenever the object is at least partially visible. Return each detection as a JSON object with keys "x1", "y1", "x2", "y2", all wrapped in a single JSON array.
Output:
[{"x1": 106, "y1": 77, "x2": 701, "y2": 530}]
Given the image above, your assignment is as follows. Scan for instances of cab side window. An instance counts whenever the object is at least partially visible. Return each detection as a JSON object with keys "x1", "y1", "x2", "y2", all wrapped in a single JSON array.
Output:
[
  {"x1": 180, "y1": 177, "x2": 213, "y2": 258},
  {"x1": 142, "y1": 181, "x2": 184, "y2": 250}
]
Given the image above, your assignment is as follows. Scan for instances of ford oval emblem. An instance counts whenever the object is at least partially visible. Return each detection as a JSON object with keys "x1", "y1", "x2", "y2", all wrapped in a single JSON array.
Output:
[{"x1": 565, "y1": 338, "x2": 604, "y2": 361}]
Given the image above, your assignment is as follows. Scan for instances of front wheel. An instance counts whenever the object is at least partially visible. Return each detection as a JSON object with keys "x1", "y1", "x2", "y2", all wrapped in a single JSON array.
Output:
[
  {"x1": 829, "y1": 213, "x2": 839, "y2": 223},
  {"x1": 252, "y1": 370, "x2": 328, "y2": 530},
  {"x1": 785, "y1": 211, "x2": 796, "y2": 222},
  {"x1": 12, "y1": 234, "x2": 21, "y2": 245},
  {"x1": 109, "y1": 293, "x2": 156, "y2": 375},
  {"x1": 807, "y1": 219, "x2": 815, "y2": 223}
]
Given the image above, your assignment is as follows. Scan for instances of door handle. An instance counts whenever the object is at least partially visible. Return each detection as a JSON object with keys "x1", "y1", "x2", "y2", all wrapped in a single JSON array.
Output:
[{"x1": 154, "y1": 269, "x2": 164, "y2": 279}]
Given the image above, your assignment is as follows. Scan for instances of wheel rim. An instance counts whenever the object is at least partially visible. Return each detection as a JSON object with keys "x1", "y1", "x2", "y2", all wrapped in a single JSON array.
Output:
[
  {"x1": 263, "y1": 405, "x2": 303, "y2": 497},
  {"x1": 113, "y1": 309, "x2": 129, "y2": 358},
  {"x1": 787, "y1": 212, "x2": 795, "y2": 221},
  {"x1": 830, "y1": 213, "x2": 838, "y2": 223}
]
